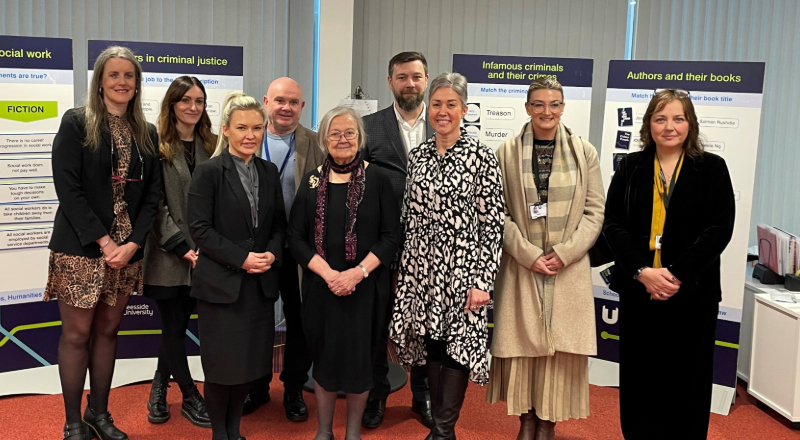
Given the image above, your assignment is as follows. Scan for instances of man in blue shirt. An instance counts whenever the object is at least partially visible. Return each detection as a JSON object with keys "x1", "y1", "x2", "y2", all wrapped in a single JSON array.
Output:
[{"x1": 243, "y1": 77, "x2": 325, "y2": 422}]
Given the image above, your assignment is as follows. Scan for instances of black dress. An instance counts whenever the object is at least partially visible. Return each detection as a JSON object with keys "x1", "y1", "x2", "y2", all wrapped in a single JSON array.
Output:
[{"x1": 288, "y1": 165, "x2": 400, "y2": 394}]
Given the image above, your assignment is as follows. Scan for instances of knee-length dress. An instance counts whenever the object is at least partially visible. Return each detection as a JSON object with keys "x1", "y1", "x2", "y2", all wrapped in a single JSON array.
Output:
[
  {"x1": 288, "y1": 165, "x2": 400, "y2": 394},
  {"x1": 389, "y1": 130, "x2": 504, "y2": 385},
  {"x1": 45, "y1": 114, "x2": 142, "y2": 308}
]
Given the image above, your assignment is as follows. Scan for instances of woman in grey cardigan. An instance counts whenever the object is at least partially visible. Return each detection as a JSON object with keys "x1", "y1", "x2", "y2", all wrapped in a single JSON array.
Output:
[{"x1": 143, "y1": 76, "x2": 216, "y2": 428}]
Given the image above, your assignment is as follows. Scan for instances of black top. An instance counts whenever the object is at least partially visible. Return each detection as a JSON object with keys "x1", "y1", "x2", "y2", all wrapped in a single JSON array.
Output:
[
  {"x1": 602, "y1": 149, "x2": 735, "y2": 303},
  {"x1": 532, "y1": 138, "x2": 555, "y2": 203},
  {"x1": 48, "y1": 108, "x2": 162, "y2": 262},
  {"x1": 182, "y1": 139, "x2": 196, "y2": 175},
  {"x1": 188, "y1": 149, "x2": 287, "y2": 304}
]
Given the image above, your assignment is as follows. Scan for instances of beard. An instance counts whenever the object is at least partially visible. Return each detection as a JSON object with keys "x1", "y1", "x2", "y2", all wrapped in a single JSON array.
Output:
[{"x1": 394, "y1": 89, "x2": 425, "y2": 112}]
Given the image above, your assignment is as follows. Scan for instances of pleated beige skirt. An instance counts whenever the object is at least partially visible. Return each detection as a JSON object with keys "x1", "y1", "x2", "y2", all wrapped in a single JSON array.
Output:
[{"x1": 485, "y1": 352, "x2": 590, "y2": 421}]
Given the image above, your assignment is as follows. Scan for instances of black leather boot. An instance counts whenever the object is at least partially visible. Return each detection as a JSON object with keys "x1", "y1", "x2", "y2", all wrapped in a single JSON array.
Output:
[
  {"x1": 83, "y1": 394, "x2": 129, "y2": 440},
  {"x1": 361, "y1": 396, "x2": 386, "y2": 429},
  {"x1": 412, "y1": 394, "x2": 434, "y2": 429},
  {"x1": 517, "y1": 411, "x2": 537, "y2": 440},
  {"x1": 63, "y1": 421, "x2": 91, "y2": 440},
  {"x1": 424, "y1": 361, "x2": 442, "y2": 440},
  {"x1": 431, "y1": 367, "x2": 469, "y2": 440},
  {"x1": 179, "y1": 382, "x2": 211, "y2": 428},
  {"x1": 146, "y1": 370, "x2": 170, "y2": 423},
  {"x1": 283, "y1": 389, "x2": 309, "y2": 422},
  {"x1": 533, "y1": 414, "x2": 555, "y2": 440}
]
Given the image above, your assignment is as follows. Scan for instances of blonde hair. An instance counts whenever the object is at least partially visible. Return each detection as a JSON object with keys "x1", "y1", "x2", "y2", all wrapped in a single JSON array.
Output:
[
  {"x1": 84, "y1": 46, "x2": 154, "y2": 155},
  {"x1": 526, "y1": 77, "x2": 564, "y2": 102},
  {"x1": 212, "y1": 91, "x2": 268, "y2": 158}
]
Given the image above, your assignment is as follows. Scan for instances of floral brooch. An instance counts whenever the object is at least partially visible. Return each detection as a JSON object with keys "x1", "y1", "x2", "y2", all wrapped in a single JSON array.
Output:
[{"x1": 309, "y1": 175, "x2": 320, "y2": 189}]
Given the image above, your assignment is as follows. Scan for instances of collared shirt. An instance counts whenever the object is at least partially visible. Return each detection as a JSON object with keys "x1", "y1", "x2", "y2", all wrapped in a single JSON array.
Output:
[
  {"x1": 230, "y1": 151, "x2": 259, "y2": 228},
  {"x1": 262, "y1": 131, "x2": 296, "y2": 220},
  {"x1": 393, "y1": 101, "x2": 427, "y2": 153}
]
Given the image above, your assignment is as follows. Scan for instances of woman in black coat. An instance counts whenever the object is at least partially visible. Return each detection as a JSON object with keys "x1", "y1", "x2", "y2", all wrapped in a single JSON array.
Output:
[
  {"x1": 288, "y1": 106, "x2": 400, "y2": 440},
  {"x1": 142, "y1": 76, "x2": 215, "y2": 427},
  {"x1": 603, "y1": 89, "x2": 735, "y2": 440},
  {"x1": 47, "y1": 46, "x2": 162, "y2": 440},
  {"x1": 187, "y1": 91, "x2": 286, "y2": 440}
]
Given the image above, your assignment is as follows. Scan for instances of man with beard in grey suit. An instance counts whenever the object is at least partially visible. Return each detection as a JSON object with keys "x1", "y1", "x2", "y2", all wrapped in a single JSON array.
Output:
[{"x1": 361, "y1": 51, "x2": 434, "y2": 430}]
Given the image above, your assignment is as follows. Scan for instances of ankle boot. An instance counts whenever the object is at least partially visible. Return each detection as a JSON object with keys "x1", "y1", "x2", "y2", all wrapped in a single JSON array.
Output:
[
  {"x1": 63, "y1": 421, "x2": 91, "y2": 440},
  {"x1": 146, "y1": 370, "x2": 170, "y2": 423},
  {"x1": 423, "y1": 361, "x2": 442, "y2": 440},
  {"x1": 431, "y1": 367, "x2": 469, "y2": 440},
  {"x1": 179, "y1": 382, "x2": 211, "y2": 428},
  {"x1": 516, "y1": 411, "x2": 537, "y2": 440},
  {"x1": 533, "y1": 414, "x2": 555, "y2": 440},
  {"x1": 83, "y1": 394, "x2": 129, "y2": 440}
]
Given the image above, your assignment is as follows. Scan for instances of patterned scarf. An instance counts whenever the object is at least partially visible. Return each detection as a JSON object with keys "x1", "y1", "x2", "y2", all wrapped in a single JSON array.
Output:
[
  {"x1": 520, "y1": 121, "x2": 578, "y2": 325},
  {"x1": 315, "y1": 152, "x2": 365, "y2": 261}
]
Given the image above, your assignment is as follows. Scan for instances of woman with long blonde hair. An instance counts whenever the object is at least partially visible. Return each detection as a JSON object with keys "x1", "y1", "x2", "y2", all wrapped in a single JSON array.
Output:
[{"x1": 47, "y1": 45, "x2": 161, "y2": 440}]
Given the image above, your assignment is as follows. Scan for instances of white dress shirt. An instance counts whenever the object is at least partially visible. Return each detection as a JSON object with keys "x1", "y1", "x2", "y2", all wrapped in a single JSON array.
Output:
[{"x1": 393, "y1": 102, "x2": 427, "y2": 153}]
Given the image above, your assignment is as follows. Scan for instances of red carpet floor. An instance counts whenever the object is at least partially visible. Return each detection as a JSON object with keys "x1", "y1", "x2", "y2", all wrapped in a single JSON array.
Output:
[{"x1": 1, "y1": 378, "x2": 799, "y2": 439}]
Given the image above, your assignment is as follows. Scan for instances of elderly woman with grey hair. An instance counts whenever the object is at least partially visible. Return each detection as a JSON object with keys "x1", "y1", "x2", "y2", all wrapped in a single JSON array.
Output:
[
  {"x1": 390, "y1": 72, "x2": 504, "y2": 440},
  {"x1": 288, "y1": 106, "x2": 400, "y2": 440}
]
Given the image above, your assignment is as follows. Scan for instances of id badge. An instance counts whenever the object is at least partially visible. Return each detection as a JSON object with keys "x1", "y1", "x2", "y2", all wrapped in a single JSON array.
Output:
[
  {"x1": 655, "y1": 234, "x2": 663, "y2": 250},
  {"x1": 529, "y1": 203, "x2": 547, "y2": 219}
]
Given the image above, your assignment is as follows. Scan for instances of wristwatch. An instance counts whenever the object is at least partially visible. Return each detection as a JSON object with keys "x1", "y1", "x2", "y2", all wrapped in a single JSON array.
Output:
[
  {"x1": 357, "y1": 264, "x2": 369, "y2": 279},
  {"x1": 633, "y1": 266, "x2": 649, "y2": 280}
]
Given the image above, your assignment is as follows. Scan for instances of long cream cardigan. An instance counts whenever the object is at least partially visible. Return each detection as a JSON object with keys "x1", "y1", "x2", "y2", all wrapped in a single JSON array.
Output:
[{"x1": 490, "y1": 129, "x2": 605, "y2": 358}]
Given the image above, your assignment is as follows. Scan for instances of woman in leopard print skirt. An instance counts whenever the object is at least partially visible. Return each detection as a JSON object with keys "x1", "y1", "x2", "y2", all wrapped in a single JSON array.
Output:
[{"x1": 46, "y1": 46, "x2": 161, "y2": 440}]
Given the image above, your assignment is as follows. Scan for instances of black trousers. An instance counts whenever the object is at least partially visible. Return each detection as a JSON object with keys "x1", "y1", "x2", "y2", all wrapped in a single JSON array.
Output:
[
  {"x1": 370, "y1": 275, "x2": 428, "y2": 401},
  {"x1": 619, "y1": 296, "x2": 718, "y2": 440},
  {"x1": 250, "y1": 249, "x2": 311, "y2": 395},
  {"x1": 154, "y1": 292, "x2": 197, "y2": 386}
]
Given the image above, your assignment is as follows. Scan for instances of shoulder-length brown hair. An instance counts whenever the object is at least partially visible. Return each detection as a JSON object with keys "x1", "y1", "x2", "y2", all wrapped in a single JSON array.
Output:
[
  {"x1": 157, "y1": 76, "x2": 217, "y2": 164},
  {"x1": 639, "y1": 89, "x2": 704, "y2": 158},
  {"x1": 84, "y1": 46, "x2": 155, "y2": 155}
]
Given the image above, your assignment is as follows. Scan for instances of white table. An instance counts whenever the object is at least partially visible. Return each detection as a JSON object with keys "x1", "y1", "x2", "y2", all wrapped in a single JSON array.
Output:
[{"x1": 749, "y1": 290, "x2": 800, "y2": 428}]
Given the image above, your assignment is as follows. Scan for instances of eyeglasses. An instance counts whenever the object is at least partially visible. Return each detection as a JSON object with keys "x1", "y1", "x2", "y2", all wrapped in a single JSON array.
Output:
[
  {"x1": 526, "y1": 101, "x2": 564, "y2": 114},
  {"x1": 655, "y1": 88, "x2": 690, "y2": 97},
  {"x1": 111, "y1": 136, "x2": 144, "y2": 182},
  {"x1": 328, "y1": 130, "x2": 359, "y2": 141}
]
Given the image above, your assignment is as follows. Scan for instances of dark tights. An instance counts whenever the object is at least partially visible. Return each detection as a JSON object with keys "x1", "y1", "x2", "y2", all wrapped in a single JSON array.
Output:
[
  {"x1": 57, "y1": 296, "x2": 131, "y2": 423},
  {"x1": 154, "y1": 295, "x2": 196, "y2": 386},
  {"x1": 204, "y1": 382, "x2": 250, "y2": 440},
  {"x1": 424, "y1": 336, "x2": 468, "y2": 372}
]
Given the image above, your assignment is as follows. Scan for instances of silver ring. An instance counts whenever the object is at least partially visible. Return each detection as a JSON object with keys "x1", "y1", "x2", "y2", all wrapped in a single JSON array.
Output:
[{"x1": 470, "y1": 306, "x2": 479, "y2": 310}]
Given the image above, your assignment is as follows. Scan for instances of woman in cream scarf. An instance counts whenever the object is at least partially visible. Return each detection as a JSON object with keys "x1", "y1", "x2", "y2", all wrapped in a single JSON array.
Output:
[{"x1": 486, "y1": 78, "x2": 605, "y2": 440}]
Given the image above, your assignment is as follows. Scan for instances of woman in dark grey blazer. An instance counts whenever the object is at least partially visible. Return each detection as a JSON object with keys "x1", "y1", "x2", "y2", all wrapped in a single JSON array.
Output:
[
  {"x1": 188, "y1": 91, "x2": 287, "y2": 440},
  {"x1": 143, "y1": 76, "x2": 215, "y2": 428}
]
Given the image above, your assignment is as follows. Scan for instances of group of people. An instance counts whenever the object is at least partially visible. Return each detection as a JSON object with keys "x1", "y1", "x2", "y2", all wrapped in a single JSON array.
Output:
[{"x1": 48, "y1": 46, "x2": 735, "y2": 440}]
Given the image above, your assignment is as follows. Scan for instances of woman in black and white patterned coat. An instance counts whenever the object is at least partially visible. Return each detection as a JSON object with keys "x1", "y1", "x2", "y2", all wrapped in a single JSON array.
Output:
[{"x1": 390, "y1": 71, "x2": 504, "y2": 440}]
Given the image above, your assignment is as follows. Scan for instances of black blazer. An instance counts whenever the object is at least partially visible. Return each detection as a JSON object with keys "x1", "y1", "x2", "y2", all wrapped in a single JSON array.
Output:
[
  {"x1": 187, "y1": 149, "x2": 287, "y2": 304},
  {"x1": 603, "y1": 149, "x2": 735, "y2": 303},
  {"x1": 49, "y1": 108, "x2": 162, "y2": 262},
  {"x1": 362, "y1": 104, "x2": 434, "y2": 209}
]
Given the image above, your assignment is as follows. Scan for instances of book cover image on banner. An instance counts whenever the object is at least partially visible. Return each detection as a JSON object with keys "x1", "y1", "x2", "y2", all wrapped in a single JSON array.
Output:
[
  {"x1": 88, "y1": 40, "x2": 244, "y2": 131},
  {"x1": 594, "y1": 60, "x2": 765, "y2": 416},
  {"x1": 452, "y1": 54, "x2": 593, "y2": 150}
]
